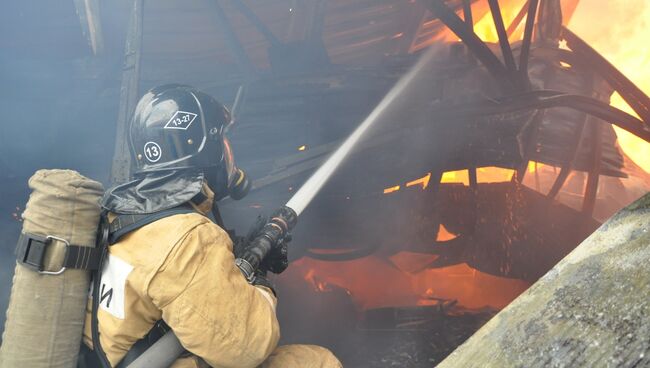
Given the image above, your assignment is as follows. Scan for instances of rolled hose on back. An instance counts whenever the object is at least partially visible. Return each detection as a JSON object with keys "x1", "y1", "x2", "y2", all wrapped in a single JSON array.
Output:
[{"x1": 0, "y1": 170, "x2": 104, "y2": 368}]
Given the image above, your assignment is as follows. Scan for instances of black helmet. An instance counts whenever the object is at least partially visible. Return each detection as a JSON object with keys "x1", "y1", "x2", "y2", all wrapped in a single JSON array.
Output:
[{"x1": 129, "y1": 84, "x2": 249, "y2": 200}]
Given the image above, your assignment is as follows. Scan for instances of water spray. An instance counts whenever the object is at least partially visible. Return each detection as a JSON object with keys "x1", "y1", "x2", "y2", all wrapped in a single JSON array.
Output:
[
  {"x1": 286, "y1": 47, "x2": 437, "y2": 215},
  {"x1": 127, "y1": 46, "x2": 437, "y2": 368}
]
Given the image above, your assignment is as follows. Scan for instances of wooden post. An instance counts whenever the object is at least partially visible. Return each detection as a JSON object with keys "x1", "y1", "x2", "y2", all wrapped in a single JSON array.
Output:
[
  {"x1": 109, "y1": 0, "x2": 144, "y2": 184},
  {"x1": 73, "y1": 0, "x2": 105, "y2": 55},
  {"x1": 488, "y1": 0, "x2": 517, "y2": 73},
  {"x1": 211, "y1": 0, "x2": 256, "y2": 77},
  {"x1": 582, "y1": 117, "x2": 602, "y2": 216}
]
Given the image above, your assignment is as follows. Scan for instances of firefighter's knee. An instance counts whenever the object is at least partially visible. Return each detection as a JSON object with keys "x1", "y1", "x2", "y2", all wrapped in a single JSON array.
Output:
[{"x1": 260, "y1": 344, "x2": 342, "y2": 368}]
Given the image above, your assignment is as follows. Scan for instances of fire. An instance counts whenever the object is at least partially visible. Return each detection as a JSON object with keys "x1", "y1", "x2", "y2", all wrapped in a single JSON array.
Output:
[
  {"x1": 472, "y1": 0, "x2": 528, "y2": 42},
  {"x1": 441, "y1": 170, "x2": 469, "y2": 185},
  {"x1": 383, "y1": 185, "x2": 400, "y2": 194},
  {"x1": 278, "y1": 0, "x2": 650, "y2": 324},
  {"x1": 440, "y1": 167, "x2": 515, "y2": 185},
  {"x1": 303, "y1": 268, "x2": 333, "y2": 292},
  {"x1": 405, "y1": 173, "x2": 431, "y2": 190},
  {"x1": 569, "y1": 0, "x2": 650, "y2": 173},
  {"x1": 436, "y1": 223, "x2": 457, "y2": 241},
  {"x1": 283, "y1": 256, "x2": 529, "y2": 311},
  {"x1": 468, "y1": 0, "x2": 650, "y2": 173}
]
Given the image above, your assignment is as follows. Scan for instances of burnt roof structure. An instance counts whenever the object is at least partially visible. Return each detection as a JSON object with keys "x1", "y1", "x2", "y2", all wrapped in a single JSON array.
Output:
[{"x1": 91, "y1": 0, "x2": 650, "y2": 281}]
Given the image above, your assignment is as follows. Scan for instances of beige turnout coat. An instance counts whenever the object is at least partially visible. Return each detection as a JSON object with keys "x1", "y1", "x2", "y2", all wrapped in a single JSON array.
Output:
[{"x1": 82, "y1": 206, "x2": 340, "y2": 368}]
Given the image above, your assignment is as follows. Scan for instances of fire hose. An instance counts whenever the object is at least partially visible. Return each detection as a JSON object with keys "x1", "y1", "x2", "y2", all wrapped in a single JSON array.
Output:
[{"x1": 126, "y1": 44, "x2": 437, "y2": 368}]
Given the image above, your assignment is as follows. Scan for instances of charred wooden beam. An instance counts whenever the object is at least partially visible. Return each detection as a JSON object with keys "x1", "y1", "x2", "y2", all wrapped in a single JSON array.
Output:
[
  {"x1": 428, "y1": 0, "x2": 515, "y2": 93},
  {"x1": 252, "y1": 131, "x2": 402, "y2": 191},
  {"x1": 468, "y1": 167, "x2": 478, "y2": 234},
  {"x1": 230, "y1": 0, "x2": 281, "y2": 46},
  {"x1": 519, "y1": 0, "x2": 539, "y2": 89},
  {"x1": 515, "y1": 109, "x2": 544, "y2": 183},
  {"x1": 546, "y1": 104, "x2": 588, "y2": 199},
  {"x1": 462, "y1": 0, "x2": 473, "y2": 26},
  {"x1": 536, "y1": 0, "x2": 563, "y2": 45},
  {"x1": 488, "y1": 0, "x2": 517, "y2": 74},
  {"x1": 429, "y1": 91, "x2": 650, "y2": 142},
  {"x1": 506, "y1": 0, "x2": 529, "y2": 40},
  {"x1": 110, "y1": 0, "x2": 144, "y2": 184},
  {"x1": 211, "y1": 0, "x2": 256, "y2": 76},
  {"x1": 468, "y1": 167, "x2": 478, "y2": 188},
  {"x1": 582, "y1": 118, "x2": 602, "y2": 216},
  {"x1": 562, "y1": 27, "x2": 650, "y2": 125},
  {"x1": 546, "y1": 166, "x2": 571, "y2": 200},
  {"x1": 73, "y1": 0, "x2": 104, "y2": 55},
  {"x1": 398, "y1": 1, "x2": 429, "y2": 54}
]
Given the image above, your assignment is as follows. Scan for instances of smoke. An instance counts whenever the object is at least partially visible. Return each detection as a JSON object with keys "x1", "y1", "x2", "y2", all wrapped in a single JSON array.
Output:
[
  {"x1": 1, "y1": 1, "x2": 646, "y2": 365},
  {"x1": 286, "y1": 46, "x2": 439, "y2": 215},
  {"x1": 569, "y1": 0, "x2": 650, "y2": 172},
  {"x1": 0, "y1": 1, "x2": 123, "y2": 337}
]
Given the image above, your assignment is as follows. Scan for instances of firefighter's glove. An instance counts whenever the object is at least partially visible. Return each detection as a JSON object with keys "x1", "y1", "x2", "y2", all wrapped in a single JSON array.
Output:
[
  {"x1": 259, "y1": 232, "x2": 291, "y2": 275},
  {"x1": 243, "y1": 214, "x2": 291, "y2": 274},
  {"x1": 235, "y1": 214, "x2": 291, "y2": 276},
  {"x1": 232, "y1": 215, "x2": 266, "y2": 259},
  {"x1": 237, "y1": 232, "x2": 291, "y2": 276}
]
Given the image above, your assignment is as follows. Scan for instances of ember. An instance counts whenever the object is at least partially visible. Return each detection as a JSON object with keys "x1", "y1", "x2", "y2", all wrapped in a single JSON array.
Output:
[
  {"x1": 383, "y1": 185, "x2": 400, "y2": 194},
  {"x1": 405, "y1": 173, "x2": 431, "y2": 190}
]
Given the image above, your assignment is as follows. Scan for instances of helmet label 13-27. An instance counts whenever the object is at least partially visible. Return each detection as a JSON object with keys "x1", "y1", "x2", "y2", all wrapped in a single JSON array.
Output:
[
  {"x1": 144, "y1": 141, "x2": 162, "y2": 163},
  {"x1": 164, "y1": 110, "x2": 198, "y2": 130}
]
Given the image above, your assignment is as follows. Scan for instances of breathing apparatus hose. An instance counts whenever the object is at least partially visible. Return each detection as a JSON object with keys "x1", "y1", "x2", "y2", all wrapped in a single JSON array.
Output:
[{"x1": 91, "y1": 214, "x2": 112, "y2": 368}]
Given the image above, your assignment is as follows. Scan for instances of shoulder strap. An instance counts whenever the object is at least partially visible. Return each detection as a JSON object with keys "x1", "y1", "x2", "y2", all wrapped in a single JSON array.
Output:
[{"x1": 108, "y1": 205, "x2": 197, "y2": 244}]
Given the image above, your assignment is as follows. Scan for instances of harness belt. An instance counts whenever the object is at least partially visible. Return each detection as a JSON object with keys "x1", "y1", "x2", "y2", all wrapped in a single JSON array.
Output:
[
  {"x1": 89, "y1": 203, "x2": 203, "y2": 368},
  {"x1": 15, "y1": 232, "x2": 102, "y2": 273},
  {"x1": 108, "y1": 206, "x2": 197, "y2": 244}
]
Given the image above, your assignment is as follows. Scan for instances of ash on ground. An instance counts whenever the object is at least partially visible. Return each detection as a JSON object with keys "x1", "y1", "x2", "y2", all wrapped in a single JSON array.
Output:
[{"x1": 342, "y1": 306, "x2": 496, "y2": 367}]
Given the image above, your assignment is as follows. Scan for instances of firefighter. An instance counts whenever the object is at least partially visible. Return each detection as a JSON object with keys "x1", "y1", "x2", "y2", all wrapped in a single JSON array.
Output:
[{"x1": 80, "y1": 84, "x2": 341, "y2": 368}]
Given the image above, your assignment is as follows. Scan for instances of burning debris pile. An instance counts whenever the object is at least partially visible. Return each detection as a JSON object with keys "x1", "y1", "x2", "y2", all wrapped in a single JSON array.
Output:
[{"x1": 215, "y1": 0, "x2": 649, "y2": 363}]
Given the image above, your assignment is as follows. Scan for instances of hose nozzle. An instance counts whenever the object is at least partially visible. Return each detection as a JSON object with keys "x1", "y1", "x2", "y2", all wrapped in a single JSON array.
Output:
[{"x1": 236, "y1": 206, "x2": 297, "y2": 278}]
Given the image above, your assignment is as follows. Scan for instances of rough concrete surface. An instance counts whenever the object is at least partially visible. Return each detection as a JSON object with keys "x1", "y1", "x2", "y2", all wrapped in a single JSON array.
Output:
[{"x1": 437, "y1": 193, "x2": 650, "y2": 368}]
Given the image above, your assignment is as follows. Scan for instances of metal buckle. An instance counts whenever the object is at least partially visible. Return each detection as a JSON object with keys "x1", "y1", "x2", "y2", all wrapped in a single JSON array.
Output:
[
  {"x1": 18, "y1": 233, "x2": 69, "y2": 275},
  {"x1": 39, "y1": 235, "x2": 69, "y2": 275},
  {"x1": 235, "y1": 258, "x2": 256, "y2": 283},
  {"x1": 18, "y1": 233, "x2": 48, "y2": 271}
]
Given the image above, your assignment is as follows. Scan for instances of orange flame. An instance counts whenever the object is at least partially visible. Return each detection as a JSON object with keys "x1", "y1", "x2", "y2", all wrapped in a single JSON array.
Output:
[
  {"x1": 440, "y1": 167, "x2": 516, "y2": 186},
  {"x1": 405, "y1": 173, "x2": 432, "y2": 190},
  {"x1": 383, "y1": 185, "x2": 400, "y2": 194},
  {"x1": 569, "y1": 1, "x2": 650, "y2": 173},
  {"x1": 283, "y1": 256, "x2": 529, "y2": 311},
  {"x1": 436, "y1": 223, "x2": 458, "y2": 241},
  {"x1": 472, "y1": 0, "x2": 528, "y2": 42}
]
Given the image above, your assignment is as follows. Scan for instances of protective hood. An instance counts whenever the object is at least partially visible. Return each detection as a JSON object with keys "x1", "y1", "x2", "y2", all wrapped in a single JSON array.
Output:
[{"x1": 101, "y1": 170, "x2": 205, "y2": 215}]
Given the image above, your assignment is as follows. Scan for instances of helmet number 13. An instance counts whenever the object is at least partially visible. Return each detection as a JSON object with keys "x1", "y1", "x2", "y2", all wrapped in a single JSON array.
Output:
[{"x1": 144, "y1": 142, "x2": 162, "y2": 163}]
